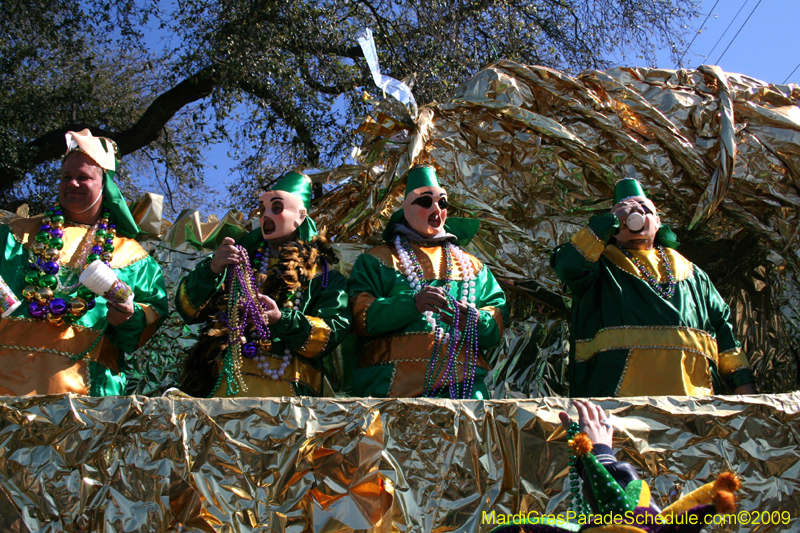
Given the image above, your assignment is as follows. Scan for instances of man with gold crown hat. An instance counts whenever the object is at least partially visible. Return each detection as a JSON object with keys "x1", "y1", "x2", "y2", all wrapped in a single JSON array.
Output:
[
  {"x1": 348, "y1": 164, "x2": 508, "y2": 399},
  {"x1": 0, "y1": 129, "x2": 168, "y2": 396},
  {"x1": 550, "y1": 177, "x2": 756, "y2": 397},
  {"x1": 176, "y1": 171, "x2": 351, "y2": 397}
]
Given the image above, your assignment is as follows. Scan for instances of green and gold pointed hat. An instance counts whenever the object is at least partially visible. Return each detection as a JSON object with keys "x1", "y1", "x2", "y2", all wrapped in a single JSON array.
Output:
[
  {"x1": 64, "y1": 129, "x2": 139, "y2": 238},
  {"x1": 382, "y1": 165, "x2": 480, "y2": 246},
  {"x1": 569, "y1": 433, "x2": 648, "y2": 515},
  {"x1": 271, "y1": 171, "x2": 318, "y2": 241}
]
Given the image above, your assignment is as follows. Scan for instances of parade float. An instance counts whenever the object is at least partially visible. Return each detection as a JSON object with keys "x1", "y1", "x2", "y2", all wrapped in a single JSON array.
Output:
[{"x1": 1, "y1": 61, "x2": 799, "y2": 531}]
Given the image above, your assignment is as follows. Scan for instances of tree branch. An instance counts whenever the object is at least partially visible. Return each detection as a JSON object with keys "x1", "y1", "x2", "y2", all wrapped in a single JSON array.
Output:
[
  {"x1": 237, "y1": 79, "x2": 321, "y2": 166},
  {"x1": 0, "y1": 65, "x2": 220, "y2": 194}
]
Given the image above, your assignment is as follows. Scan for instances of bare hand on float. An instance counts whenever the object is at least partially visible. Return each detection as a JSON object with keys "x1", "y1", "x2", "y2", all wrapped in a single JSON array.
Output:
[
  {"x1": 558, "y1": 399, "x2": 613, "y2": 448},
  {"x1": 210, "y1": 237, "x2": 242, "y2": 274},
  {"x1": 106, "y1": 298, "x2": 135, "y2": 325},
  {"x1": 256, "y1": 293, "x2": 282, "y2": 325},
  {"x1": 734, "y1": 383, "x2": 757, "y2": 395},
  {"x1": 414, "y1": 285, "x2": 450, "y2": 314}
]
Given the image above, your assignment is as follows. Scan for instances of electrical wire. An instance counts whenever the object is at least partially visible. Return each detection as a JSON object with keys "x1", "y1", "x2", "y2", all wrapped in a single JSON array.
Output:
[
  {"x1": 715, "y1": 0, "x2": 764, "y2": 64},
  {"x1": 675, "y1": 0, "x2": 720, "y2": 68},
  {"x1": 782, "y1": 62, "x2": 800, "y2": 85},
  {"x1": 702, "y1": 0, "x2": 749, "y2": 64}
]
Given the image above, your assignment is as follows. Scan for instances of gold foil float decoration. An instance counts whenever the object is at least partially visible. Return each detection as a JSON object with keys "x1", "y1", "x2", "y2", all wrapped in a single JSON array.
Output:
[{"x1": 1, "y1": 61, "x2": 799, "y2": 532}]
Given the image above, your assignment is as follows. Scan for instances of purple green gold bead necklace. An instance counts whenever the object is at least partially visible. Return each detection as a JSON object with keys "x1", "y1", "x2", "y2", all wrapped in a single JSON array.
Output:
[
  {"x1": 23, "y1": 204, "x2": 115, "y2": 324},
  {"x1": 620, "y1": 245, "x2": 676, "y2": 299},
  {"x1": 395, "y1": 234, "x2": 480, "y2": 399}
]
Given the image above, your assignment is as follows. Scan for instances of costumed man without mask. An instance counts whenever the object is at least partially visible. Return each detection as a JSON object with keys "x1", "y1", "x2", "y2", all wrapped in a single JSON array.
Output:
[
  {"x1": 177, "y1": 172, "x2": 351, "y2": 397},
  {"x1": 348, "y1": 165, "x2": 508, "y2": 398},
  {"x1": 0, "y1": 130, "x2": 169, "y2": 396},
  {"x1": 550, "y1": 178, "x2": 756, "y2": 397}
]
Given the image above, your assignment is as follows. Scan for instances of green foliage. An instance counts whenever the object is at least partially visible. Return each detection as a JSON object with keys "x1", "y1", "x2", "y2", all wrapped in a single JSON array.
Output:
[{"x1": 0, "y1": 0, "x2": 699, "y2": 214}]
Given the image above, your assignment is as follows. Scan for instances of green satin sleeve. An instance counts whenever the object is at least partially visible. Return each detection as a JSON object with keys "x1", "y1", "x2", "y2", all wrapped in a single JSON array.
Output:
[
  {"x1": 347, "y1": 252, "x2": 418, "y2": 335},
  {"x1": 695, "y1": 267, "x2": 755, "y2": 387},
  {"x1": 729, "y1": 368, "x2": 756, "y2": 389},
  {"x1": 550, "y1": 213, "x2": 619, "y2": 296},
  {"x1": 89, "y1": 361, "x2": 127, "y2": 396},
  {"x1": 175, "y1": 256, "x2": 224, "y2": 324},
  {"x1": 475, "y1": 266, "x2": 508, "y2": 351},
  {"x1": 270, "y1": 270, "x2": 351, "y2": 358},
  {"x1": 697, "y1": 268, "x2": 738, "y2": 353},
  {"x1": 106, "y1": 256, "x2": 169, "y2": 355}
]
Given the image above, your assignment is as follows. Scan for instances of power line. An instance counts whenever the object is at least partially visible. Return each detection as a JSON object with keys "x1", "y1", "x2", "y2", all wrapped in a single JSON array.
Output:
[
  {"x1": 702, "y1": 0, "x2": 749, "y2": 64},
  {"x1": 715, "y1": 0, "x2": 764, "y2": 64},
  {"x1": 675, "y1": 0, "x2": 720, "y2": 68},
  {"x1": 783, "y1": 62, "x2": 800, "y2": 84}
]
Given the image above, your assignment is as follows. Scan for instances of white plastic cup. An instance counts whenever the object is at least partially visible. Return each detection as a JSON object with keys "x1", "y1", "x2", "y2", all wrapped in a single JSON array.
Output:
[
  {"x1": 80, "y1": 260, "x2": 133, "y2": 304},
  {"x1": 0, "y1": 275, "x2": 21, "y2": 318},
  {"x1": 626, "y1": 212, "x2": 645, "y2": 232}
]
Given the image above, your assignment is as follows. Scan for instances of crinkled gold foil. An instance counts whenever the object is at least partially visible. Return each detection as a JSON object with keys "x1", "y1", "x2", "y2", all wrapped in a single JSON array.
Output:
[
  {"x1": 1, "y1": 394, "x2": 798, "y2": 532},
  {"x1": 129, "y1": 192, "x2": 165, "y2": 238},
  {"x1": 317, "y1": 60, "x2": 800, "y2": 396},
  {"x1": 3, "y1": 61, "x2": 800, "y2": 531}
]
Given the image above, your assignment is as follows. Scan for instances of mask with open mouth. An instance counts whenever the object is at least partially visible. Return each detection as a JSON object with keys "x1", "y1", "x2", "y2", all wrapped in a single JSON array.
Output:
[
  {"x1": 402, "y1": 185, "x2": 448, "y2": 238},
  {"x1": 258, "y1": 190, "x2": 307, "y2": 241}
]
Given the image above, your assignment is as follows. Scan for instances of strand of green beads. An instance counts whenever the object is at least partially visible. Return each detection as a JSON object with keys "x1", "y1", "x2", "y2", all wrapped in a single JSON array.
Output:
[
  {"x1": 568, "y1": 421, "x2": 591, "y2": 517},
  {"x1": 69, "y1": 323, "x2": 108, "y2": 362}
]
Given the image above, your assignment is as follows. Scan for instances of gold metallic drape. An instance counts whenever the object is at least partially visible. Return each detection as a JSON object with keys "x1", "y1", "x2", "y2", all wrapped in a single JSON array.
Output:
[
  {"x1": 0, "y1": 394, "x2": 797, "y2": 532},
  {"x1": 313, "y1": 61, "x2": 800, "y2": 397}
]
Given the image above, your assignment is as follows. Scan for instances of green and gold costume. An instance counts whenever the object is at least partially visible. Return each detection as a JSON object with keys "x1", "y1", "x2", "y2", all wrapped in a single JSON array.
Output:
[
  {"x1": 348, "y1": 224, "x2": 508, "y2": 399},
  {"x1": 0, "y1": 216, "x2": 168, "y2": 396},
  {"x1": 176, "y1": 228, "x2": 350, "y2": 397},
  {"x1": 551, "y1": 213, "x2": 755, "y2": 397}
]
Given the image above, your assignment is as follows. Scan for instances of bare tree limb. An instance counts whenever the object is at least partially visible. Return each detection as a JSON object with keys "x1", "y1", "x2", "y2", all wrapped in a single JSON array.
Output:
[{"x1": 0, "y1": 65, "x2": 220, "y2": 194}]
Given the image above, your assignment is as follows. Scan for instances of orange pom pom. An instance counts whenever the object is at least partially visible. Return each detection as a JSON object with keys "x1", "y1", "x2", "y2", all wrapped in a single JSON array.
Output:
[
  {"x1": 712, "y1": 490, "x2": 737, "y2": 515},
  {"x1": 569, "y1": 433, "x2": 594, "y2": 457},
  {"x1": 714, "y1": 472, "x2": 741, "y2": 493}
]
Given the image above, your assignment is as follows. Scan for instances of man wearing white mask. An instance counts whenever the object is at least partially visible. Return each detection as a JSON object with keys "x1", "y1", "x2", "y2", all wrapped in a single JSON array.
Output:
[
  {"x1": 551, "y1": 178, "x2": 756, "y2": 397},
  {"x1": 348, "y1": 164, "x2": 508, "y2": 399},
  {"x1": 176, "y1": 171, "x2": 351, "y2": 397}
]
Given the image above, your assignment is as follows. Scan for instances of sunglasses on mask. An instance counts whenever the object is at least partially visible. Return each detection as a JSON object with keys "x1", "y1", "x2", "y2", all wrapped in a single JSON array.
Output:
[{"x1": 411, "y1": 196, "x2": 449, "y2": 210}]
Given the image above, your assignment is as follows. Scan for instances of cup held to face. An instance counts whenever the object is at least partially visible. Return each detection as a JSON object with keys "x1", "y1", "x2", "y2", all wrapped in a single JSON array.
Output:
[{"x1": 626, "y1": 212, "x2": 645, "y2": 232}]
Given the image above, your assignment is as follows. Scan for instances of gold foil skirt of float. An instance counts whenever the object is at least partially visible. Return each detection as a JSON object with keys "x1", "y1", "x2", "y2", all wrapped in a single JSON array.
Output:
[
  {"x1": 0, "y1": 394, "x2": 798, "y2": 532},
  {"x1": 2, "y1": 62, "x2": 800, "y2": 530}
]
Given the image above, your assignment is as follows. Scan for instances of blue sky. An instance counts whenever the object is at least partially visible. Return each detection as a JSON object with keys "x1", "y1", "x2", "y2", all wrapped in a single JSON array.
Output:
[
  {"x1": 628, "y1": 0, "x2": 800, "y2": 83},
  {"x1": 198, "y1": 0, "x2": 799, "y2": 216}
]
